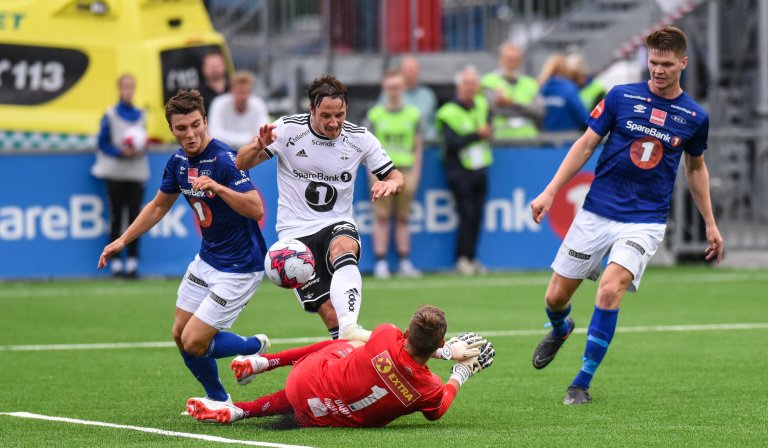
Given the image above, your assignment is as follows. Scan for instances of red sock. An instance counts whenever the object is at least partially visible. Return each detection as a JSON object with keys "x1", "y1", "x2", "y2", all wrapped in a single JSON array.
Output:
[
  {"x1": 235, "y1": 389, "x2": 291, "y2": 418},
  {"x1": 262, "y1": 339, "x2": 340, "y2": 370}
]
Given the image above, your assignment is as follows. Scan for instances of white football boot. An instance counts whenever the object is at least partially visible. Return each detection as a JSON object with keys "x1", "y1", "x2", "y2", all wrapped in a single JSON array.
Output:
[
  {"x1": 231, "y1": 354, "x2": 270, "y2": 386},
  {"x1": 186, "y1": 396, "x2": 244, "y2": 424}
]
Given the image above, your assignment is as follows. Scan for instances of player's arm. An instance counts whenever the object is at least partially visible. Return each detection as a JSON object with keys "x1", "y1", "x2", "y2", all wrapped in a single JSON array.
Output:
[
  {"x1": 191, "y1": 177, "x2": 264, "y2": 222},
  {"x1": 684, "y1": 153, "x2": 723, "y2": 262},
  {"x1": 530, "y1": 127, "x2": 602, "y2": 224},
  {"x1": 236, "y1": 123, "x2": 276, "y2": 170},
  {"x1": 371, "y1": 168, "x2": 404, "y2": 201},
  {"x1": 98, "y1": 191, "x2": 178, "y2": 269}
]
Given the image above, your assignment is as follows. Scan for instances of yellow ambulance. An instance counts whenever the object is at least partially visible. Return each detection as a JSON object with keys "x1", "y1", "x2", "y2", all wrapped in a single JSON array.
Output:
[{"x1": 0, "y1": 0, "x2": 231, "y2": 149}]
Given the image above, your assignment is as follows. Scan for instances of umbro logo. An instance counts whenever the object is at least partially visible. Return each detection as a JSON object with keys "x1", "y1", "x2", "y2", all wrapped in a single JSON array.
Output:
[
  {"x1": 296, "y1": 149, "x2": 308, "y2": 157},
  {"x1": 634, "y1": 104, "x2": 647, "y2": 113},
  {"x1": 340, "y1": 155, "x2": 349, "y2": 160}
]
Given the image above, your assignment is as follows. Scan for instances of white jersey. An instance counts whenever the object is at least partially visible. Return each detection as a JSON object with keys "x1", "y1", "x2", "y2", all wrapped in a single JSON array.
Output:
[{"x1": 265, "y1": 113, "x2": 395, "y2": 239}]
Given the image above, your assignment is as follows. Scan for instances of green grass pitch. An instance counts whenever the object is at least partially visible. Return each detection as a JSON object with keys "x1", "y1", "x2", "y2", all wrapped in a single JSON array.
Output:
[{"x1": 1, "y1": 266, "x2": 767, "y2": 447}]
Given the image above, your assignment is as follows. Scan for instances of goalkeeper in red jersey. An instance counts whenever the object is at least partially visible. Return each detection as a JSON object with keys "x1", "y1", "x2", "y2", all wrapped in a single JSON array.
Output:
[{"x1": 186, "y1": 305, "x2": 495, "y2": 427}]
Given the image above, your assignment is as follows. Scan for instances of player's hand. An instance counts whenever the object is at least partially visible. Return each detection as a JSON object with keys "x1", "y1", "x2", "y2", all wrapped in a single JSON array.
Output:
[
  {"x1": 530, "y1": 191, "x2": 554, "y2": 224},
  {"x1": 255, "y1": 123, "x2": 277, "y2": 150},
  {"x1": 478, "y1": 124, "x2": 493, "y2": 140},
  {"x1": 370, "y1": 179, "x2": 398, "y2": 202},
  {"x1": 704, "y1": 223, "x2": 724, "y2": 262},
  {"x1": 434, "y1": 332, "x2": 487, "y2": 361},
  {"x1": 191, "y1": 176, "x2": 220, "y2": 197},
  {"x1": 98, "y1": 239, "x2": 125, "y2": 269}
]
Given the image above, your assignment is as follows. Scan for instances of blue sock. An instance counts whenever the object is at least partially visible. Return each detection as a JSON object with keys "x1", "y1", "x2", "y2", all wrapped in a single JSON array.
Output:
[
  {"x1": 180, "y1": 350, "x2": 228, "y2": 401},
  {"x1": 205, "y1": 331, "x2": 263, "y2": 358},
  {"x1": 546, "y1": 305, "x2": 572, "y2": 339},
  {"x1": 572, "y1": 306, "x2": 619, "y2": 389}
]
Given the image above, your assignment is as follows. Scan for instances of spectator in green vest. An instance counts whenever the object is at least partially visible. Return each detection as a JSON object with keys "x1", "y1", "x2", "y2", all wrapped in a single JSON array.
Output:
[
  {"x1": 480, "y1": 43, "x2": 542, "y2": 139},
  {"x1": 566, "y1": 53, "x2": 607, "y2": 111},
  {"x1": 436, "y1": 66, "x2": 493, "y2": 276},
  {"x1": 366, "y1": 70, "x2": 424, "y2": 279},
  {"x1": 378, "y1": 56, "x2": 438, "y2": 141}
]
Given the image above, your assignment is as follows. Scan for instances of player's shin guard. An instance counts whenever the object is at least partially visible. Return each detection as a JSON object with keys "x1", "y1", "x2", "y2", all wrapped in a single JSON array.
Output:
[
  {"x1": 180, "y1": 350, "x2": 228, "y2": 402},
  {"x1": 572, "y1": 306, "x2": 619, "y2": 389},
  {"x1": 205, "y1": 331, "x2": 264, "y2": 359},
  {"x1": 329, "y1": 253, "x2": 362, "y2": 335}
]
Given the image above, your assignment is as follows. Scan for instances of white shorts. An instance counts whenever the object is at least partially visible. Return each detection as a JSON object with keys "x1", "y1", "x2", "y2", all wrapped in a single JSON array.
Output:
[
  {"x1": 551, "y1": 210, "x2": 666, "y2": 292},
  {"x1": 176, "y1": 255, "x2": 264, "y2": 330}
]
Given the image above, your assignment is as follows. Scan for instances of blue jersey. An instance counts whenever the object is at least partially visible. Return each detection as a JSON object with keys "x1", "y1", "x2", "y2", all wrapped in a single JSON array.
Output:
[
  {"x1": 583, "y1": 82, "x2": 709, "y2": 223},
  {"x1": 159, "y1": 138, "x2": 267, "y2": 273}
]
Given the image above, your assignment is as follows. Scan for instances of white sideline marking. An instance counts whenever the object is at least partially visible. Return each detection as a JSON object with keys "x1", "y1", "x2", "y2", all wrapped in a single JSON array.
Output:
[
  {"x1": 2, "y1": 271, "x2": 768, "y2": 298},
  {"x1": 0, "y1": 412, "x2": 314, "y2": 448},
  {"x1": 2, "y1": 323, "x2": 767, "y2": 352}
]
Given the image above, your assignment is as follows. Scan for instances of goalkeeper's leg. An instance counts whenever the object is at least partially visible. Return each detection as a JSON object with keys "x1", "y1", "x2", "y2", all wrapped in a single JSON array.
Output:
[{"x1": 235, "y1": 389, "x2": 293, "y2": 418}]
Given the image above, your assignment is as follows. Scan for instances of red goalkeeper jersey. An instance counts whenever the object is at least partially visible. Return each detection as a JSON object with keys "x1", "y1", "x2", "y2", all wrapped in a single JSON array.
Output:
[{"x1": 285, "y1": 323, "x2": 456, "y2": 427}]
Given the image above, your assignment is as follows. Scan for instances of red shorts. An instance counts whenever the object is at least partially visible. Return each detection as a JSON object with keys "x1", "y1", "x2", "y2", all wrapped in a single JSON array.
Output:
[{"x1": 285, "y1": 341, "x2": 356, "y2": 427}]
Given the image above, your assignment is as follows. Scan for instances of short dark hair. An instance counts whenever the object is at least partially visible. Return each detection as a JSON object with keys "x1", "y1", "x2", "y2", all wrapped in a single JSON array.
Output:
[
  {"x1": 407, "y1": 305, "x2": 447, "y2": 358},
  {"x1": 646, "y1": 26, "x2": 687, "y2": 57},
  {"x1": 165, "y1": 89, "x2": 206, "y2": 125},
  {"x1": 306, "y1": 74, "x2": 348, "y2": 110}
]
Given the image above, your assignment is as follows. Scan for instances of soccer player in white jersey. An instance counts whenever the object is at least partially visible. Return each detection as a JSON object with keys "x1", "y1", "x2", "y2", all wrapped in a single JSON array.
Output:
[
  {"x1": 237, "y1": 75, "x2": 405, "y2": 342},
  {"x1": 529, "y1": 26, "x2": 723, "y2": 404}
]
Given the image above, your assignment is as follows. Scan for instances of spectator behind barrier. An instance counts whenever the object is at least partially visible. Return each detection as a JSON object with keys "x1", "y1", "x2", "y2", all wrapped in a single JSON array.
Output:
[
  {"x1": 208, "y1": 70, "x2": 270, "y2": 148},
  {"x1": 91, "y1": 74, "x2": 149, "y2": 279},
  {"x1": 566, "y1": 53, "x2": 607, "y2": 111},
  {"x1": 481, "y1": 43, "x2": 542, "y2": 139},
  {"x1": 538, "y1": 54, "x2": 589, "y2": 132},
  {"x1": 436, "y1": 66, "x2": 492, "y2": 276},
  {"x1": 366, "y1": 70, "x2": 424, "y2": 279},
  {"x1": 379, "y1": 56, "x2": 438, "y2": 141},
  {"x1": 199, "y1": 51, "x2": 230, "y2": 113}
]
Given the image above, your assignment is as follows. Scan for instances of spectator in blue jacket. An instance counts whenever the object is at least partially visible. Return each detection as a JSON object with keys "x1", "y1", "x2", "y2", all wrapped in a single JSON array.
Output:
[
  {"x1": 91, "y1": 74, "x2": 149, "y2": 278},
  {"x1": 538, "y1": 54, "x2": 589, "y2": 132}
]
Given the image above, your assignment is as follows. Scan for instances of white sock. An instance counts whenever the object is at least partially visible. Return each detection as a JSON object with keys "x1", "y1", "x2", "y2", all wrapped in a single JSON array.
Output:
[
  {"x1": 330, "y1": 264, "x2": 362, "y2": 334},
  {"x1": 111, "y1": 258, "x2": 124, "y2": 274},
  {"x1": 126, "y1": 257, "x2": 139, "y2": 273}
]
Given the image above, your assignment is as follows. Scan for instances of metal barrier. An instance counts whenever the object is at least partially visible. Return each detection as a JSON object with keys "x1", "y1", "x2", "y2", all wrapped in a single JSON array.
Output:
[{"x1": 670, "y1": 129, "x2": 768, "y2": 256}]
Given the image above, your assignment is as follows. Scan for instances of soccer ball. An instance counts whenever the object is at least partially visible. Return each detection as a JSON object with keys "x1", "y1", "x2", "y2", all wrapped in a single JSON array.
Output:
[
  {"x1": 123, "y1": 126, "x2": 148, "y2": 151},
  {"x1": 264, "y1": 239, "x2": 316, "y2": 289}
]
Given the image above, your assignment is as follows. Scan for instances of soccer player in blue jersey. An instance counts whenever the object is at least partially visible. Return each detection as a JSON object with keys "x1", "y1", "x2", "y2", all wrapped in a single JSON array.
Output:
[
  {"x1": 98, "y1": 89, "x2": 270, "y2": 407},
  {"x1": 529, "y1": 26, "x2": 724, "y2": 405}
]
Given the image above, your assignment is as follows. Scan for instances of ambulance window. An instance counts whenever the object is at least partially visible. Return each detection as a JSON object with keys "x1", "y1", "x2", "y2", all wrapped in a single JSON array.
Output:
[
  {"x1": 160, "y1": 45, "x2": 227, "y2": 103},
  {"x1": 0, "y1": 44, "x2": 88, "y2": 105}
]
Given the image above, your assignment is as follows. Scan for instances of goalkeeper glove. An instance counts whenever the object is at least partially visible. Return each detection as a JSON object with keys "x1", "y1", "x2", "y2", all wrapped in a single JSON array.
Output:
[
  {"x1": 477, "y1": 341, "x2": 495, "y2": 370},
  {"x1": 448, "y1": 341, "x2": 495, "y2": 387},
  {"x1": 449, "y1": 358, "x2": 481, "y2": 387},
  {"x1": 433, "y1": 332, "x2": 488, "y2": 361}
]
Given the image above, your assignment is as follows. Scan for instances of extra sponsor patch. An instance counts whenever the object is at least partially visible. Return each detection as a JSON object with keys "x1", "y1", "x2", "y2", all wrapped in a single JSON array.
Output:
[{"x1": 371, "y1": 351, "x2": 421, "y2": 407}]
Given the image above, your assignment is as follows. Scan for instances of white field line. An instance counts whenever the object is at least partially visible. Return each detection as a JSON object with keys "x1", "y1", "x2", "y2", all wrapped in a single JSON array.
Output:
[
  {"x1": 2, "y1": 323, "x2": 767, "y2": 352},
  {"x1": 2, "y1": 271, "x2": 768, "y2": 299},
  {"x1": 0, "y1": 412, "x2": 314, "y2": 448}
]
